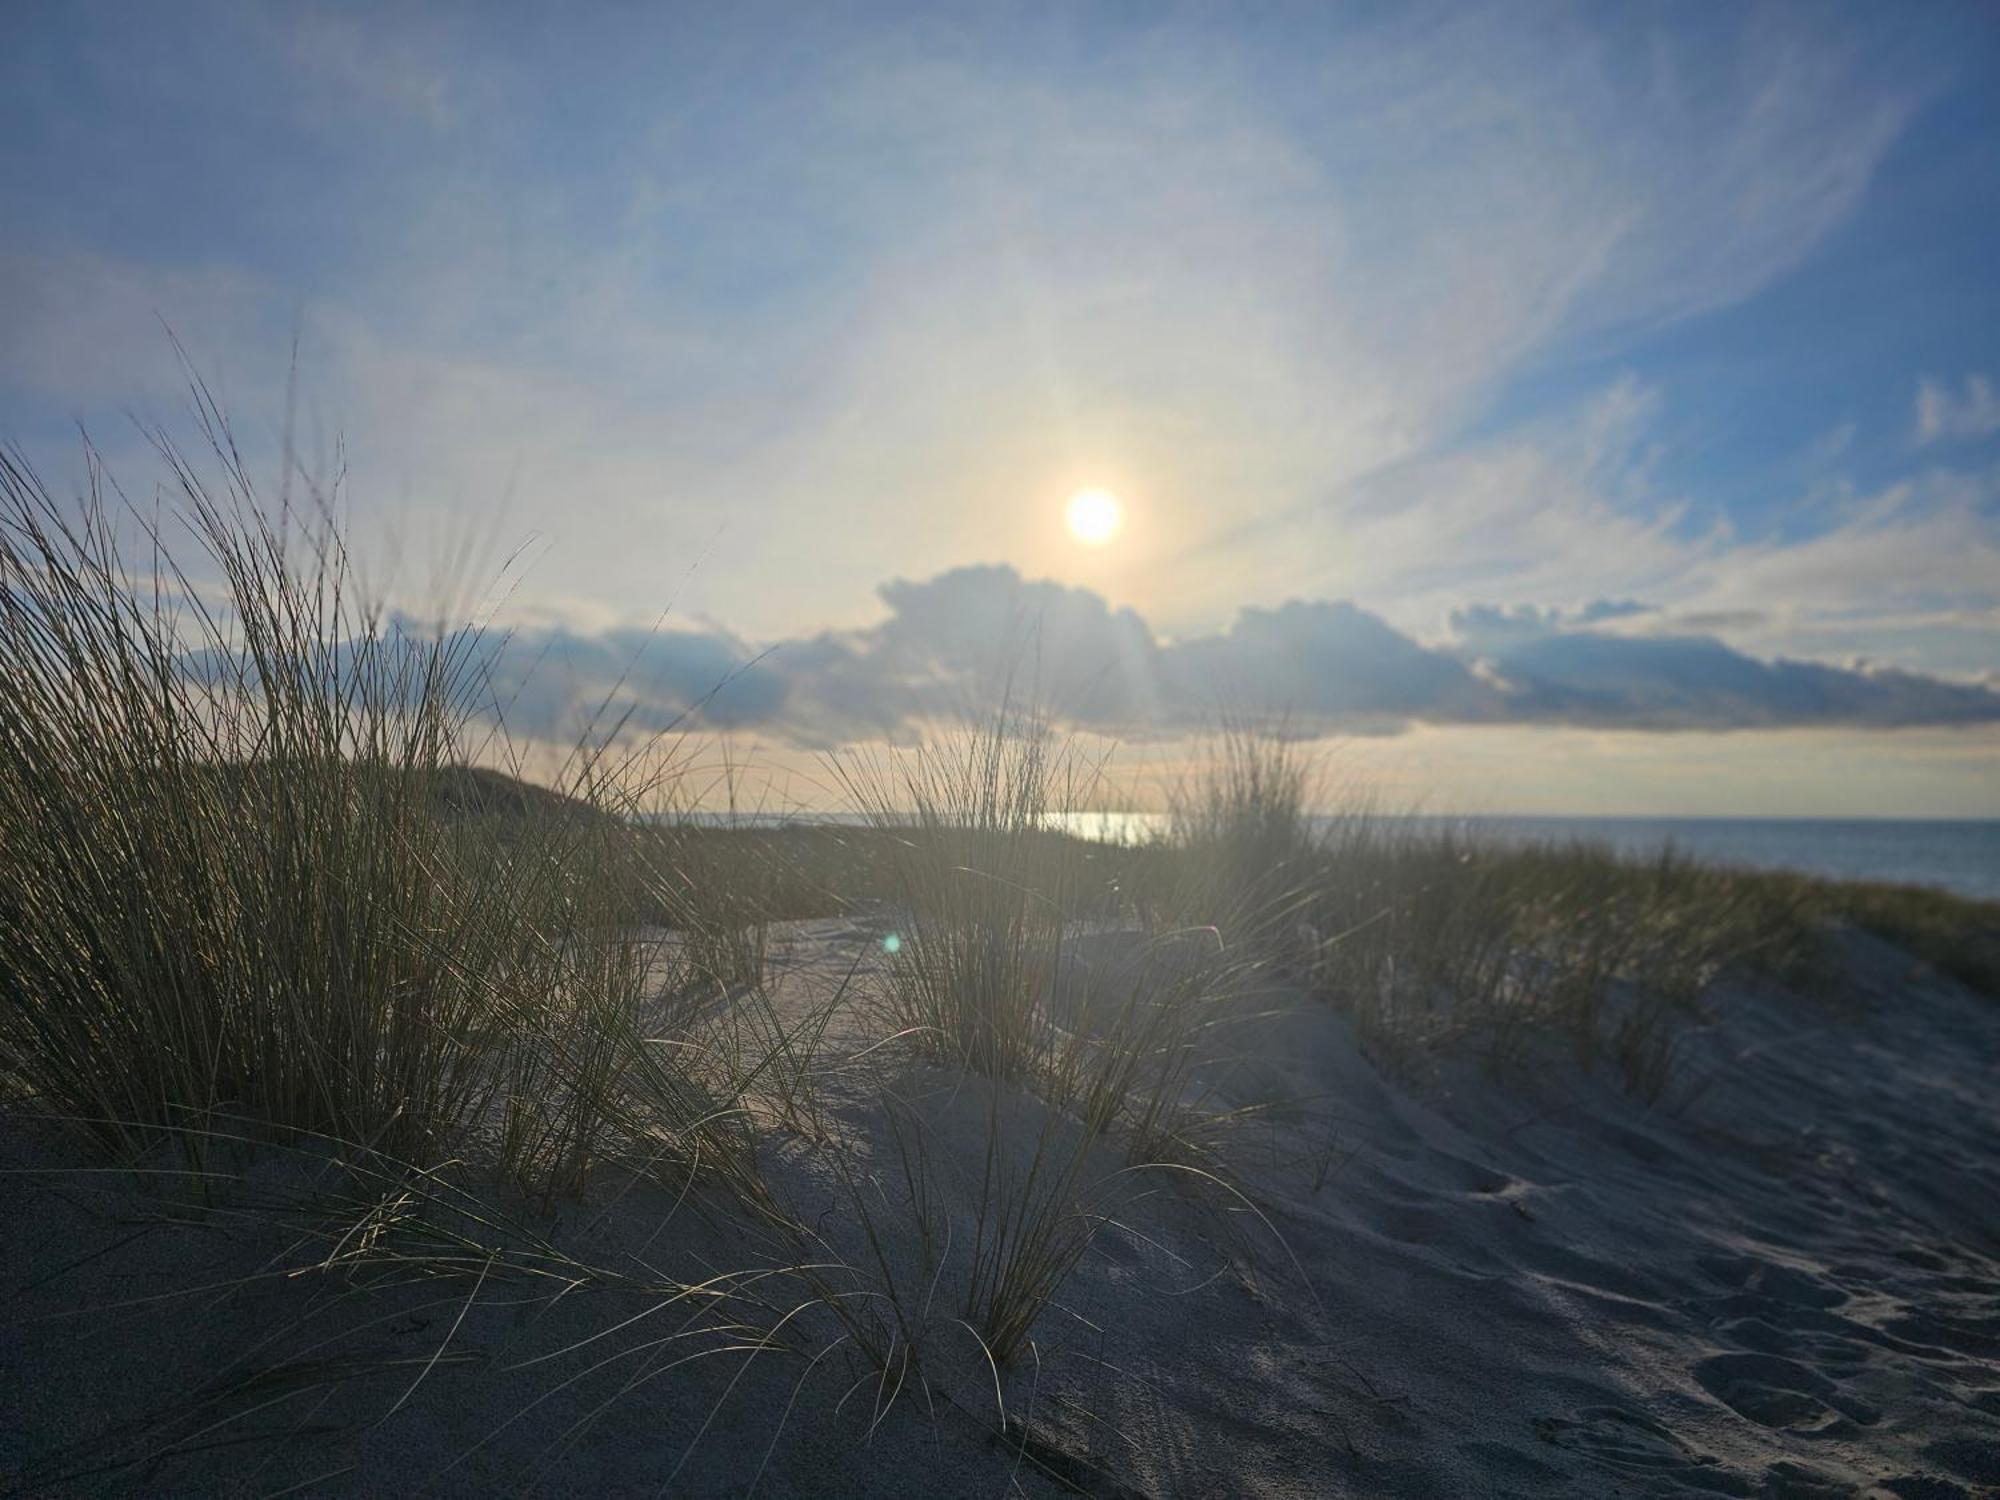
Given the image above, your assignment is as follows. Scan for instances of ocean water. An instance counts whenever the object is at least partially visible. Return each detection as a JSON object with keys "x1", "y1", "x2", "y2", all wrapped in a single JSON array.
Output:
[{"x1": 1045, "y1": 812, "x2": 2000, "y2": 902}]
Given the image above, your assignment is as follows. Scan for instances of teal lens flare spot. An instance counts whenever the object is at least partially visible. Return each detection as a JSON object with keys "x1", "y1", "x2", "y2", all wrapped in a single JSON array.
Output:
[{"x1": 882, "y1": 932, "x2": 902, "y2": 955}]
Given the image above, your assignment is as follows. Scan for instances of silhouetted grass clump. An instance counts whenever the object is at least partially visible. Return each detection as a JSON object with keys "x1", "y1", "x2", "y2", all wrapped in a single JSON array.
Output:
[
  {"x1": 831, "y1": 715, "x2": 1094, "y2": 1081},
  {"x1": 0, "y1": 441, "x2": 744, "y2": 1200}
]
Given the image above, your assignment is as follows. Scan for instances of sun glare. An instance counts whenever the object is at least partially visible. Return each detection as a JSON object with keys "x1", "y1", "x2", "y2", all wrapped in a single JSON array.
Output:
[{"x1": 1065, "y1": 487, "x2": 1124, "y2": 545}]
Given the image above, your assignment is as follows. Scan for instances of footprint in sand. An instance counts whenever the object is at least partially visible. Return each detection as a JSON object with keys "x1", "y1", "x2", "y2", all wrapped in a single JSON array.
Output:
[
  {"x1": 1881, "y1": 1483, "x2": 1976, "y2": 1500},
  {"x1": 1697, "y1": 1253, "x2": 1849, "y2": 1310},
  {"x1": 1920, "y1": 1434, "x2": 2000, "y2": 1488},
  {"x1": 1760, "y1": 1458, "x2": 1860, "y2": 1498},
  {"x1": 1531, "y1": 1405, "x2": 1719, "y2": 1474},
  {"x1": 1881, "y1": 1307, "x2": 2000, "y2": 1359},
  {"x1": 1692, "y1": 1352, "x2": 1880, "y2": 1432}
]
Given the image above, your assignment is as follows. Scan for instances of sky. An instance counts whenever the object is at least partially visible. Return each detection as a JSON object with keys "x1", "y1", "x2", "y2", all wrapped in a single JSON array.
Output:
[{"x1": 3, "y1": 0, "x2": 1998, "y2": 816}]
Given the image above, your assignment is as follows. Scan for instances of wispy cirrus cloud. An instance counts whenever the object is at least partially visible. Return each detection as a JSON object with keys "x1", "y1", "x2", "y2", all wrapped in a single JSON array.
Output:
[
  {"x1": 0, "y1": 2, "x2": 1947, "y2": 642},
  {"x1": 1916, "y1": 374, "x2": 2000, "y2": 446}
]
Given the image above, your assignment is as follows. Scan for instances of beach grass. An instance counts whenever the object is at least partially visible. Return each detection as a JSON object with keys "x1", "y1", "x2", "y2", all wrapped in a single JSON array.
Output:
[{"x1": 0, "y1": 439, "x2": 755, "y2": 1205}]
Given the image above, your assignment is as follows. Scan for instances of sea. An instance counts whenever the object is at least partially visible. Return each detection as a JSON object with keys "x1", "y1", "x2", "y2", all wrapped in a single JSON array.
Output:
[{"x1": 1046, "y1": 813, "x2": 2000, "y2": 903}]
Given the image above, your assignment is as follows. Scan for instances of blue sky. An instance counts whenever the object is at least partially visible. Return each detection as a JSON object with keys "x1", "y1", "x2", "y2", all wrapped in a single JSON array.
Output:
[{"x1": 3, "y1": 1, "x2": 1998, "y2": 814}]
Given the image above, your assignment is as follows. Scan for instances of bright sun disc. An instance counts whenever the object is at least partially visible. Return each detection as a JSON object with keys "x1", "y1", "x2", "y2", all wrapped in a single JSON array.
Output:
[{"x1": 1065, "y1": 487, "x2": 1123, "y2": 545}]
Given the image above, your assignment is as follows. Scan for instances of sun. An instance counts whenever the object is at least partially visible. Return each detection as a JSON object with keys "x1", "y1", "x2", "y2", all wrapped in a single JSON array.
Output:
[{"x1": 1065, "y1": 487, "x2": 1124, "y2": 546}]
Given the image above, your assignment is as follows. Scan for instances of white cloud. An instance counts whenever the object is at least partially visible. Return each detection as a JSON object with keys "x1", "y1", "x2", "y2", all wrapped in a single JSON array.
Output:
[
  {"x1": 1915, "y1": 374, "x2": 2000, "y2": 446},
  {"x1": 1678, "y1": 463, "x2": 2000, "y2": 658}
]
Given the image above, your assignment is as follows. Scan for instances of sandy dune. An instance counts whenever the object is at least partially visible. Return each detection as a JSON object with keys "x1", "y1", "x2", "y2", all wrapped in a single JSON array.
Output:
[{"x1": 4, "y1": 921, "x2": 1998, "y2": 1497}]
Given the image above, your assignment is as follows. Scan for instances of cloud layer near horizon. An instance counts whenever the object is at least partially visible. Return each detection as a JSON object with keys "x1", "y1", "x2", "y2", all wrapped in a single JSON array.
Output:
[{"x1": 460, "y1": 565, "x2": 2000, "y2": 746}]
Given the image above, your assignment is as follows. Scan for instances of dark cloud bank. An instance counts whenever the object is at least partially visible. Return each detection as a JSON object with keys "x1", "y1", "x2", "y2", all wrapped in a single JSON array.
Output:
[{"x1": 461, "y1": 565, "x2": 2000, "y2": 745}]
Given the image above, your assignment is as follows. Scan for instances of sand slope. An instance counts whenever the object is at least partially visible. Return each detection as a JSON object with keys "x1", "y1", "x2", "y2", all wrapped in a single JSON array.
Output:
[{"x1": 3, "y1": 922, "x2": 1997, "y2": 1497}]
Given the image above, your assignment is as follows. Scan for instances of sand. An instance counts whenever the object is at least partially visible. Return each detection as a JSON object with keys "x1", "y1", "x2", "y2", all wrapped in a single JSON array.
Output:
[{"x1": 4, "y1": 920, "x2": 1998, "y2": 1497}]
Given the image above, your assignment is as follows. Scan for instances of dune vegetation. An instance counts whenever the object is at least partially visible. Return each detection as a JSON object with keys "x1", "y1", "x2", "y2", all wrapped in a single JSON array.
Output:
[{"x1": 2, "y1": 435, "x2": 1996, "y2": 1496}]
